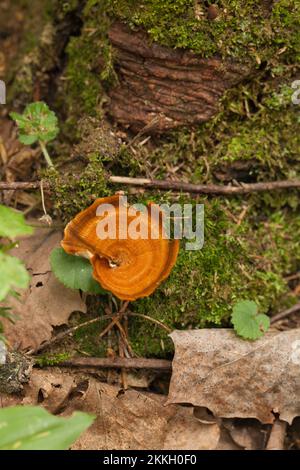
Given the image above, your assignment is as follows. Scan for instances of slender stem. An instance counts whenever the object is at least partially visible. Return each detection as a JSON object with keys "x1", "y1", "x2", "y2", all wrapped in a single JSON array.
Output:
[
  {"x1": 39, "y1": 140, "x2": 54, "y2": 168},
  {"x1": 270, "y1": 301, "x2": 300, "y2": 324}
]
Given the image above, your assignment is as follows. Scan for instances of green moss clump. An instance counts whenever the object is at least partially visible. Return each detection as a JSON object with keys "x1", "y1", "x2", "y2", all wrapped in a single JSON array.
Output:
[
  {"x1": 44, "y1": 154, "x2": 111, "y2": 221},
  {"x1": 61, "y1": 0, "x2": 116, "y2": 133},
  {"x1": 8, "y1": 0, "x2": 80, "y2": 106},
  {"x1": 128, "y1": 198, "x2": 300, "y2": 357},
  {"x1": 109, "y1": 0, "x2": 300, "y2": 63},
  {"x1": 73, "y1": 318, "x2": 109, "y2": 357},
  {"x1": 35, "y1": 352, "x2": 70, "y2": 367},
  {"x1": 142, "y1": 75, "x2": 300, "y2": 190}
]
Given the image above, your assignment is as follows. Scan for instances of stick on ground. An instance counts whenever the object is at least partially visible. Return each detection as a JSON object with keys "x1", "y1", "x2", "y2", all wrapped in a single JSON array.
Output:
[
  {"x1": 270, "y1": 301, "x2": 300, "y2": 324},
  {"x1": 1, "y1": 177, "x2": 300, "y2": 195},
  {"x1": 55, "y1": 356, "x2": 172, "y2": 371}
]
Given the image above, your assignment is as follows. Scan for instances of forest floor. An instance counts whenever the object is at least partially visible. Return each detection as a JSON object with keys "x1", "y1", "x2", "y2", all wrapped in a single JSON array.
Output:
[{"x1": 1, "y1": 0, "x2": 300, "y2": 450}]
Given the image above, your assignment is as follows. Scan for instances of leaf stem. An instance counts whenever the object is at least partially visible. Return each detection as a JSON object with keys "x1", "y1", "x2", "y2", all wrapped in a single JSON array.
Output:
[{"x1": 39, "y1": 141, "x2": 54, "y2": 168}]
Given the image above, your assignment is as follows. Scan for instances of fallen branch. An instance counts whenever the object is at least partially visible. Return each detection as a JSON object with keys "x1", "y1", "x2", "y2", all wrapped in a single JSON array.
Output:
[
  {"x1": 1, "y1": 177, "x2": 300, "y2": 195},
  {"x1": 56, "y1": 356, "x2": 172, "y2": 371},
  {"x1": 109, "y1": 177, "x2": 300, "y2": 195},
  {"x1": 0, "y1": 181, "x2": 43, "y2": 190},
  {"x1": 270, "y1": 301, "x2": 300, "y2": 324}
]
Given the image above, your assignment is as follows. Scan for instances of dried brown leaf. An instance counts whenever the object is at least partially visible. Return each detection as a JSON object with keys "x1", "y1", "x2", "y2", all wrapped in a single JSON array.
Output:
[
  {"x1": 2, "y1": 228, "x2": 86, "y2": 351},
  {"x1": 168, "y1": 329, "x2": 300, "y2": 424},
  {"x1": 22, "y1": 368, "x2": 77, "y2": 414},
  {"x1": 65, "y1": 379, "x2": 221, "y2": 450}
]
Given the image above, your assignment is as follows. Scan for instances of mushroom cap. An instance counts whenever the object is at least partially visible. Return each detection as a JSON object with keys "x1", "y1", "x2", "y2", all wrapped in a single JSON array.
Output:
[{"x1": 61, "y1": 194, "x2": 179, "y2": 300}]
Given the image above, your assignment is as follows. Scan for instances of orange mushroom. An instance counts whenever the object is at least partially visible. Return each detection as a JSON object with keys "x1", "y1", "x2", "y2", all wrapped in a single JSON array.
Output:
[{"x1": 61, "y1": 194, "x2": 179, "y2": 300}]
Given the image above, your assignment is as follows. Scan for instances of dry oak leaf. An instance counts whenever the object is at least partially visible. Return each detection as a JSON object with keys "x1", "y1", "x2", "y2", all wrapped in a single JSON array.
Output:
[
  {"x1": 2, "y1": 228, "x2": 86, "y2": 351},
  {"x1": 167, "y1": 329, "x2": 300, "y2": 424},
  {"x1": 0, "y1": 369, "x2": 224, "y2": 450},
  {"x1": 62, "y1": 194, "x2": 179, "y2": 301},
  {"x1": 63, "y1": 379, "x2": 220, "y2": 450},
  {"x1": 0, "y1": 368, "x2": 78, "y2": 414}
]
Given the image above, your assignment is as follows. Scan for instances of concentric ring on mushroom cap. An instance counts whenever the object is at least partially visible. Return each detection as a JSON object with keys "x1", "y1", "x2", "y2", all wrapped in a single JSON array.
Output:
[{"x1": 61, "y1": 194, "x2": 179, "y2": 300}]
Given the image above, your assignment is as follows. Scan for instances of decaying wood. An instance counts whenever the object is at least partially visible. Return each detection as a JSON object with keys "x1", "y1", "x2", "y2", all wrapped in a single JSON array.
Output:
[
  {"x1": 58, "y1": 356, "x2": 172, "y2": 371},
  {"x1": 1, "y1": 177, "x2": 300, "y2": 195},
  {"x1": 108, "y1": 22, "x2": 251, "y2": 133}
]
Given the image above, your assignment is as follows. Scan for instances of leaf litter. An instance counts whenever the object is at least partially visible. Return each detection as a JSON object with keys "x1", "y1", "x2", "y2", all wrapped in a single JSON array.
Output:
[
  {"x1": 1, "y1": 226, "x2": 300, "y2": 448},
  {"x1": 168, "y1": 329, "x2": 300, "y2": 424},
  {"x1": 0, "y1": 370, "x2": 221, "y2": 450},
  {"x1": 1, "y1": 228, "x2": 86, "y2": 351}
]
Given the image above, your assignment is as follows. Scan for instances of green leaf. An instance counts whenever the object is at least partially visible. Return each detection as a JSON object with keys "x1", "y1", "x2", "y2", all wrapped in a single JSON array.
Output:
[
  {"x1": 0, "y1": 406, "x2": 94, "y2": 450},
  {"x1": 231, "y1": 300, "x2": 270, "y2": 340},
  {"x1": 0, "y1": 252, "x2": 30, "y2": 301},
  {"x1": 10, "y1": 101, "x2": 59, "y2": 145},
  {"x1": 18, "y1": 134, "x2": 38, "y2": 145},
  {"x1": 0, "y1": 205, "x2": 33, "y2": 238},
  {"x1": 50, "y1": 248, "x2": 106, "y2": 294}
]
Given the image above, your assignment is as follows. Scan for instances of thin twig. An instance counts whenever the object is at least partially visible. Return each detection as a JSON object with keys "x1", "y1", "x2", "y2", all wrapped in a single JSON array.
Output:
[
  {"x1": 127, "y1": 312, "x2": 172, "y2": 333},
  {"x1": 109, "y1": 177, "x2": 300, "y2": 194},
  {"x1": 56, "y1": 356, "x2": 172, "y2": 371},
  {"x1": 98, "y1": 300, "x2": 129, "y2": 339},
  {"x1": 0, "y1": 182, "x2": 44, "y2": 190},
  {"x1": 118, "y1": 333, "x2": 128, "y2": 390},
  {"x1": 270, "y1": 301, "x2": 300, "y2": 324},
  {"x1": 114, "y1": 318, "x2": 134, "y2": 357},
  {"x1": 99, "y1": 316, "x2": 120, "y2": 339},
  {"x1": 1, "y1": 177, "x2": 300, "y2": 195}
]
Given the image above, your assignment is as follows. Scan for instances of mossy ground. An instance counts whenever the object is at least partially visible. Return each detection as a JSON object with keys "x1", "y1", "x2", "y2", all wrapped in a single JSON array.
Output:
[
  {"x1": 109, "y1": 0, "x2": 300, "y2": 63},
  {"x1": 7, "y1": 0, "x2": 300, "y2": 358}
]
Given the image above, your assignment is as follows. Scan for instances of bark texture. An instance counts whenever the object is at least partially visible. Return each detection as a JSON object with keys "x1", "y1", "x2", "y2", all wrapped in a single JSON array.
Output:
[{"x1": 108, "y1": 22, "x2": 251, "y2": 133}]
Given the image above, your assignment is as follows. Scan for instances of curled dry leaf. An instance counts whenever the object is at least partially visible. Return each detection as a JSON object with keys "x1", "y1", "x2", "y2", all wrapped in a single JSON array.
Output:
[
  {"x1": 62, "y1": 194, "x2": 179, "y2": 300},
  {"x1": 168, "y1": 329, "x2": 300, "y2": 424},
  {"x1": 2, "y1": 227, "x2": 86, "y2": 351}
]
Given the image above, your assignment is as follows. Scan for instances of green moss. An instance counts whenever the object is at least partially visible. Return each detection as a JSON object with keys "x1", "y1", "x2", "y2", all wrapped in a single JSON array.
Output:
[
  {"x1": 61, "y1": 0, "x2": 116, "y2": 133},
  {"x1": 35, "y1": 352, "x2": 70, "y2": 367},
  {"x1": 109, "y1": 0, "x2": 300, "y2": 63},
  {"x1": 43, "y1": 154, "x2": 111, "y2": 221},
  {"x1": 8, "y1": 0, "x2": 81, "y2": 106},
  {"x1": 128, "y1": 197, "x2": 300, "y2": 357},
  {"x1": 141, "y1": 74, "x2": 300, "y2": 189},
  {"x1": 73, "y1": 317, "x2": 109, "y2": 357}
]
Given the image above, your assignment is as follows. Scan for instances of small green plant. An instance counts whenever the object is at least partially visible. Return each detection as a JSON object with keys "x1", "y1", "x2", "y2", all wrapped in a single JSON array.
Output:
[
  {"x1": 0, "y1": 205, "x2": 33, "y2": 341},
  {"x1": 0, "y1": 406, "x2": 94, "y2": 450},
  {"x1": 10, "y1": 101, "x2": 59, "y2": 168},
  {"x1": 50, "y1": 248, "x2": 106, "y2": 294},
  {"x1": 231, "y1": 300, "x2": 270, "y2": 340}
]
